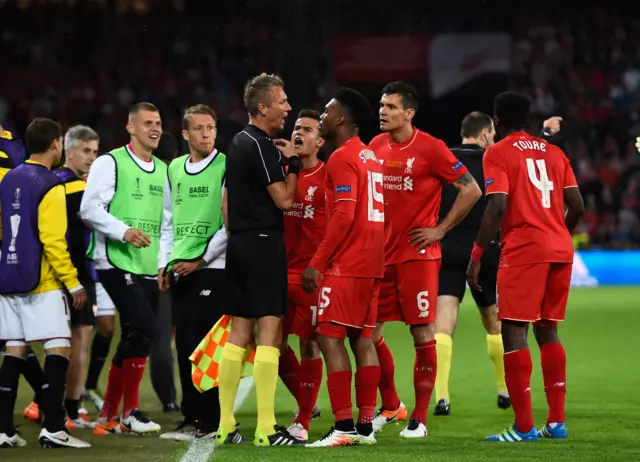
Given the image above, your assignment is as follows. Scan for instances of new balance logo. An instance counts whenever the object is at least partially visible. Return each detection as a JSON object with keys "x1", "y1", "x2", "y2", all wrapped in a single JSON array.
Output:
[
  {"x1": 124, "y1": 274, "x2": 133, "y2": 285},
  {"x1": 199, "y1": 290, "x2": 211, "y2": 296},
  {"x1": 553, "y1": 382, "x2": 565, "y2": 387},
  {"x1": 403, "y1": 177, "x2": 413, "y2": 191}
]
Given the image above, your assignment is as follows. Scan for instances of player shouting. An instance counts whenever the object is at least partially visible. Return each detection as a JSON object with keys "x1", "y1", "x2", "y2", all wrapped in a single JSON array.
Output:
[
  {"x1": 281, "y1": 110, "x2": 326, "y2": 441},
  {"x1": 467, "y1": 91, "x2": 584, "y2": 442},
  {"x1": 303, "y1": 88, "x2": 384, "y2": 447},
  {"x1": 369, "y1": 81, "x2": 481, "y2": 438}
]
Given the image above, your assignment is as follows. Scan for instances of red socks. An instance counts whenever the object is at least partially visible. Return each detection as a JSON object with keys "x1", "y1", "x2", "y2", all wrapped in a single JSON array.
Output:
[
  {"x1": 278, "y1": 345, "x2": 301, "y2": 404},
  {"x1": 540, "y1": 342, "x2": 566, "y2": 424},
  {"x1": 504, "y1": 349, "x2": 534, "y2": 433},
  {"x1": 327, "y1": 370, "x2": 353, "y2": 422},
  {"x1": 121, "y1": 358, "x2": 147, "y2": 418},
  {"x1": 295, "y1": 358, "x2": 323, "y2": 429},
  {"x1": 375, "y1": 337, "x2": 401, "y2": 410},
  {"x1": 355, "y1": 366, "x2": 380, "y2": 424},
  {"x1": 99, "y1": 363, "x2": 123, "y2": 420},
  {"x1": 411, "y1": 340, "x2": 437, "y2": 425}
]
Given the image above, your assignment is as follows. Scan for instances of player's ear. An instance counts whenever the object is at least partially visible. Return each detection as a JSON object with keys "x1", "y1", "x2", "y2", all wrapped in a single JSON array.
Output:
[
  {"x1": 317, "y1": 137, "x2": 325, "y2": 149},
  {"x1": 405, "y1": 108, "x2": 416, "y2": 122},
  {"x1": 181, "y1": 130, "x2": 189, "y2": 142},
  {"x1": 257, "y1": 102, "x2": 268, "y2": 117},
  {"x1": 126, "y1": 122, "x2": 134, "y2": 136}
]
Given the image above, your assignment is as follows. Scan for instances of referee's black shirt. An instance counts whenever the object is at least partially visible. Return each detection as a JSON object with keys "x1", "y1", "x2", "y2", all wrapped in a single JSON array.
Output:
[
  {"x1": 440, "y1": 143, "x2": 486, "y2": 235},
  {"x1": 225, "y1": 124, "x2": 287, "y2": 232}
]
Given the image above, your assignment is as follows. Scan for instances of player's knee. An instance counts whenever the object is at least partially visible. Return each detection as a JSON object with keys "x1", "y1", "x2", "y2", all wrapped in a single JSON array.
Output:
[
  {"x1": 410, "y1": 323, "x2": 435, "y2": 344},
  {"x1": 301, "y1": 339, "x2": 320, "y2": 360},
  {"x1": 533, "y1": 321, "x2": 559, "y2": 346},
  {"x1": 5, "y1": 341, "x2": 29, "y2": 359},
  {"x1": 501, "y1": 320, "x2": 529, "y2": 352}
]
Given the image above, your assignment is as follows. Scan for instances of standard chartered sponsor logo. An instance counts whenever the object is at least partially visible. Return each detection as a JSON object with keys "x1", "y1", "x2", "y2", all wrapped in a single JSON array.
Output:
[
  {"x1": 284, "y1": 202, "x2": 314, "y2": 219},
  {"x1": 383, "y1": 174, "x2": 413, "y2": 191},
  {"x1": 303, "y1": 205, "x2": 315, "y2": 219}
]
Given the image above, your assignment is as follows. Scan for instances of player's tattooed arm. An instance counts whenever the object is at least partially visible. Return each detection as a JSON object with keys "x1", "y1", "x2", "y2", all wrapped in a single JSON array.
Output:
[
  {"x1": 410, "y1": 172, "x2": 481, "y2": 250},
  {"x1": 475, "y1": 193, "x2": 507, "y2": 250},
  {"x1": 440, "y1": 172, "x2": 482, "y2": 233}
]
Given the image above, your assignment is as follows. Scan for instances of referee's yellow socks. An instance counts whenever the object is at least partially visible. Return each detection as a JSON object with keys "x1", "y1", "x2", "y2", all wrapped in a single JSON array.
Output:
[
  {"x1": 487, "y1": 333, "x2": 507, "y2": 394},
  {"x1": 254, "y1": 345, "x2": 280, "y2": 436},
  {"x1": 218, "y1": 342, "x2": 246, "y2": 430},
  {"x1": 435, "y1": 333, "x2": 453, "y2": 401}
]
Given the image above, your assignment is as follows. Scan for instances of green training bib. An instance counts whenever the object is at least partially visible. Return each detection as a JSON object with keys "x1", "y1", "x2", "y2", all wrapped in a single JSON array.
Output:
[{"x1": 166, "y1": 152, "x2": 225, "y2": 272}]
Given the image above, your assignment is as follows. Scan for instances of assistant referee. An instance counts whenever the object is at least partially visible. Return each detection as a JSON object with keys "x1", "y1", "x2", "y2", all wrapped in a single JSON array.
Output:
[{"x1": 216, "y1": 73, "x2": 303, "y2": 447}]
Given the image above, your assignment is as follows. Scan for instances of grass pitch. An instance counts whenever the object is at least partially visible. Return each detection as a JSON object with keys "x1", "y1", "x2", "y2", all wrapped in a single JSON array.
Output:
[{"x1": 6, "y1": 287, "x2": 640, "y2": 461}]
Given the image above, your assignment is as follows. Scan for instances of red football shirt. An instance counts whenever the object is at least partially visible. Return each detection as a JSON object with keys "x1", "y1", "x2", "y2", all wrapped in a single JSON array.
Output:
[
  {"x1": 483, "y1": 131, "x2": 578, "y2": 267},
  {"x1": 310, "y1": 137, "x2": 384, "y2": 278},
  {"x1": 283, "y1": 161, "x2": 326, "y2": 284},
  {"x1": 369, "y1": 128, "x2": 468, "y2": 264}
]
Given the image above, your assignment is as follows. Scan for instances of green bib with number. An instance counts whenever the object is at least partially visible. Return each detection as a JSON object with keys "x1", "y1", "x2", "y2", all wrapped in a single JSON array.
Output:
[
  {"x1": 106, "y1": 146, "x2": 166, "y2": 276},
  {"x1": 166, "y1": 152, "x2": 226, "y2": 272}
]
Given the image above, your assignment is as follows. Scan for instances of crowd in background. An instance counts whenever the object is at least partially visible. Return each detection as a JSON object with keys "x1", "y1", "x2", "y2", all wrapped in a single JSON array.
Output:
[{"x1": 1, "y1": 0, "x2": 638, "y2": 248}]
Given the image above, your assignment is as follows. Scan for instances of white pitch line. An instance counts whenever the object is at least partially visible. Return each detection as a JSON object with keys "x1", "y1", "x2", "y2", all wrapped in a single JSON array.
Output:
[{"x1": 179, "y1": 439, "x2": 215, "y2": 462}]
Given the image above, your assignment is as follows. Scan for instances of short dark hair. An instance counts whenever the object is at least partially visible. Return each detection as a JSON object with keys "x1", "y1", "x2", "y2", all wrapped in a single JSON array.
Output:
[
  {"x1": 382, "y1": 81, "x2": 419, "y2": 110},
  {"x1": 334, "y1": 87, "x2": 372, "y2": 128},
  {"x1": 297, "y1": 109, "x2": 321, "y2": 121},
  {"x1": 129, "y1": 102, "x2": 160, "y2": 118},
  {"x1": 183, "y1": 104, "x2": 217, "y2": 130},
  {"x1": 243, "y1": 73, "x2": 285, "y2": 116},
  {"x1": 494, "y1": 92, "x2": 531, "y2": 129},
  {"x1": 25, "y1": 118, "x2": 62, "y2": 154},
  {"x1": 460, "y1": 111, "x2": 494, "y2": 138}
]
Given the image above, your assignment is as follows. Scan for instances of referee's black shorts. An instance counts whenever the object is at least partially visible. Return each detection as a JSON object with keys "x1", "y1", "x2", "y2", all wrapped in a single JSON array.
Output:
[
  {"x1": 225, "y1": 228, "x2": 287, "y2": 318},
  {"x1": 438, "y1": 232, "x2": 499, "y2": 308}
]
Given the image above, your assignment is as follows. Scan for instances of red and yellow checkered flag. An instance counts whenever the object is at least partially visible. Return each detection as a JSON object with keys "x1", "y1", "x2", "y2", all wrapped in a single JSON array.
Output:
[{"x1": 189, "y1": 315, "x2": 256, "y2": 393}]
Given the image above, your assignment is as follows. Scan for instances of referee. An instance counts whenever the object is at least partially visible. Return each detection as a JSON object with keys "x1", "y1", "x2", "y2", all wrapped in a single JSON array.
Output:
[
  {"x1": 216, "y1": 73, "x2": 303, "y2": 447},
  {"x1": 434, "y1": 112, "x2": 562, "y2": 416}
]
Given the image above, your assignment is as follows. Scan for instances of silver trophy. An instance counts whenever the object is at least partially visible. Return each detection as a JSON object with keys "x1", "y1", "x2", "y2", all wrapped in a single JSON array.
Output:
[{"x1": 9, "y1": 214, "x2": 21, "y2": 252}]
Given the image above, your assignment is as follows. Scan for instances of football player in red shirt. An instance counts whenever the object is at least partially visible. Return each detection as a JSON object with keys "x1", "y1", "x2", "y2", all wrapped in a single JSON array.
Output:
[
  {"x1": 281, "y1": 110, "x2": 326, "y2": 441},
  {"x1": 369, "y1": 82, "x2": 482, "y2": 438},
  {"x1": 467, "y1": 91, "x2": 584, "y2": 442},
  {"x1": 302, "y1": 88, "x2": 385, "y2": 447}
]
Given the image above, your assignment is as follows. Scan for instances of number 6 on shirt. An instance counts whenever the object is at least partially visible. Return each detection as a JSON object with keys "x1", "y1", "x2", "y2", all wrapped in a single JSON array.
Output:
[{"x1": 367, "y1": 170, "x2": 384, "y2": 223}]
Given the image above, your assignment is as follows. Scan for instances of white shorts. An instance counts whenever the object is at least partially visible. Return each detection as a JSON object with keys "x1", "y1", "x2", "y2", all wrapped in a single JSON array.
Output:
[
  {"x1": 0, "y1": 290, "x2": 71, "y2": 342},
  {"x1": 95, "y1": 282, "x2": 116, "y2": 317}
]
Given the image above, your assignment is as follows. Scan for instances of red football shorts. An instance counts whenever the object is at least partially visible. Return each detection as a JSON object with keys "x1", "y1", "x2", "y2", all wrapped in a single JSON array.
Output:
[
  {"x1": 497, "y1": 262, "x2": 572, "y2": 323},
  {"x1": 284, "y1": 283, "x2": 317, "y2": 340},
  {"x1": 316, "y1": 275, "x2": 379, "y2": 340},
  {"x1": 377, "y1": 259, "x2": 440, "y2": 325}
]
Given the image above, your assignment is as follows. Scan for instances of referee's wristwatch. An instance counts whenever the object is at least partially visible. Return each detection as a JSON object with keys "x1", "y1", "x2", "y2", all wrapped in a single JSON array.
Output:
[{"x1": 287, "y1": 156, "x2": 301, "y2": 175}]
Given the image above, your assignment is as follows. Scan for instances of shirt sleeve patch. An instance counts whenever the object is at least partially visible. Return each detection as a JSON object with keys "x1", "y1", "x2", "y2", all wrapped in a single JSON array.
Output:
[
  {"x1": 485, "y1": 178, "x2": 494, "y2": 187},
  {"x1": 336, "y1": 185, "x2": 352, "y2": 193},
  {"x1": 452, "y1": 160, "x2": 464, "y2": 172}
]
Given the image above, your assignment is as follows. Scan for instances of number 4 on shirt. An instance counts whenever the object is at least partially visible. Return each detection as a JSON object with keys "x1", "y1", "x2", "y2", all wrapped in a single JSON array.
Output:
[
  {"x1": 367, "y1": 171, "x2": 384, "y2": 222},
  {"x1": 526, "y1": 158, "x2": 554, "y2": 208}
]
